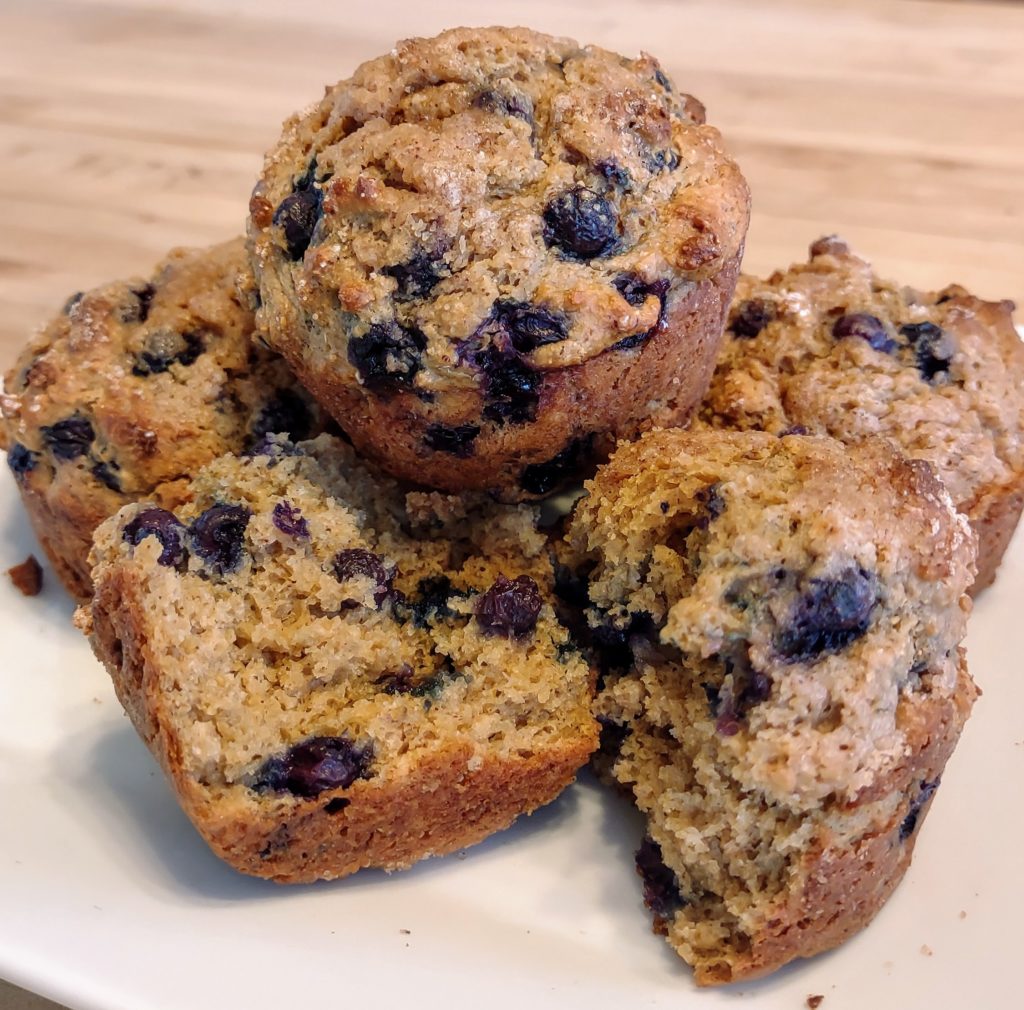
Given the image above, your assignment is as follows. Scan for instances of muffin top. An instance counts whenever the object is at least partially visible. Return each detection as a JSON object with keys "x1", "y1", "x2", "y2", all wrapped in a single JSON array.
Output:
[
  {"x1": 699, "y1": 237, "x2": 1024, "y2": 507},
  {"x1": 248, "y1": 26, "x2": 749, "y2": 399},
  {"x1": 1, "y1": 239, "x2": 321, "y2": 498},
  {"x1": 568, "y1": 428, "x2": 975, "y2": 807}
]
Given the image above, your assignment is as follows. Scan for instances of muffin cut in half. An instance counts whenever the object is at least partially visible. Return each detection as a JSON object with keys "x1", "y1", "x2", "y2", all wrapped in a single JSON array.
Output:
[
  {"x1": 0, "y1": 239, "x2": 325, "y2": 600},
  {"x1": 698, "y1": 235, "x2": 1024, "y2": 592},
  {"x1": 80, "y1": 434, "x2": 597, "y2": 882},
  {"x1": 566, "y1": 428, "x2": 977, "y2": 984},
  {"x1": 247, "y1": 26, "x2": 749, "y2": 498}
]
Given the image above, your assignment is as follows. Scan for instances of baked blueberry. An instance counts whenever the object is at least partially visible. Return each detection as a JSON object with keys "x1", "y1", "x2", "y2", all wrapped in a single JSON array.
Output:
[
  {"x1": 383, "y1": 251, "x2": 449, "y2": 301},
  {"x1": 423, "y1": 423, "x2": 480, "y2": 457},
  {"x1": 252, "y1": 735, "x2": 374, "y2": 797},
  {"x1": 542, "y1": 186, "x2": 620, "y2": 260},
  {"x1": 635, "y1": 837, "x2": 686, "y2": 920},
  {"x1": 40, "y1": 414, "x2": 94, "y2": 461},
  {"x1": 831, "y1": 312, "x2": 896, "y2": 354},
  {"x1": 123, "y1": 507, "x2": 187, "y2": 568},
  {"x1": 347, "y1": 322, "x2": 426, "y2": 392},
  {"x1": 332, "y1": 548, "x2": 392, "y2": 606},
  {"x1": 272, "y1": 500, "x2": 310, "y2": 539},
  {"x1": 7, "y1": 442, "x2": 38, "y2": 478},
  {"x1": 900, "y1": 321, "x2": 955, "y2": 381},
  {"x1": 729, "y1": 299, "x2": 774, "y2": 339},
  {"x1": 189, "y1": 503, "x2": 251, "y2": 575},
  {"x1": 132, "y1": 329, "x2": 204, "y2": 376},
  {"x1": 519, "y1": 437, "x2": 588, "y2": 496},
  {"x1": 475, "y1": 575, "x2": 543, "y2": 638},
  {"x1": 273, "y1": 187, "x2": 323, "y2": 261}
]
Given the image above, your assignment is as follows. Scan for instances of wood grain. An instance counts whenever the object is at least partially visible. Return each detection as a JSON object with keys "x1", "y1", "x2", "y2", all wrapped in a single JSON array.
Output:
[{"x1": 1, "y1": 0, "x2": 1022, "y2": 371}]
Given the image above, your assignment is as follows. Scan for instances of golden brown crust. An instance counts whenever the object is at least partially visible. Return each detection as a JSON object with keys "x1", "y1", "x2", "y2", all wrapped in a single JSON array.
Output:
[
  {"x1": 696, "y1": 655, "x2": 976, "y2": 985},
  {"x1": 283, "y1": 249, "x2": 741, "y2": 495}
]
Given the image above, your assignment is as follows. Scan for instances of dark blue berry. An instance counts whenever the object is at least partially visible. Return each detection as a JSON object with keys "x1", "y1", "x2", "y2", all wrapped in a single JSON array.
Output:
[
  {"x1": 272, "y1": 500, "x2": 309, "y2": 539},
  {"x1": 189, "y1": 503, "x2": 250, "y2": 574},
  {"x1": 899, "y1": 778, "x2": 940, "y2": 841},
  {"x1": 644, "y1": 147, "x2": 680, "y2": 173},
  {"x1": 542, "y1": 186, "x2": 620, "y2": 260},
  {"x1": 519, "y1": 437, "x2": 589, "y2": 496},
  {"x1": 332, "y1": 548, "x2": 392, "y2": 606},
  {"x1": 119, "y1": 283, "x2": 156, "y2": 324},
  {"x1": 91, "y1": 460, "x2": 122, "y2": 492},
  {"x1": 473, "y1": 89, "x2": 534, "y2": 125},
  {"x1": 347, "y1": 322, "x2": 426, "y2": 393},
  {"x1": 775, "y1": 567, "x2": 877, "y2": 663},
  {"x1": 490, "y1": 300, "x2": 569, "y2": 353},
  {"x1": 831, "y1": 313, "x2": 896, "y2": 354},
  {"x1": 7, "y1": 442, "x2": 38, "y2": 478},
  {"x1": 475, "y1": 345, "x2": 541, "y2": 424},
  {"x1": 395, "y1": 574, "x2": 466, "y2": 628},
  {"x1": 250, "y1": 388, "x2": 313, "y2": 443},
  {"x1": 653, "y1": 67, "x2": 672, "y2": 92},
  {"x1": 383, "y1": 251, "x2": 449, "y2": 301},
  {"x1": 123, "y1": 507, "x2": 187, "y2": 568},
  {"x1": 475, "y1": 575, "x2": 543, "y2": 638},
  {"x1": 590, "y1": 611, "x2": 656, "y2": 672},
  {"x1": 132, "y1": 329, "x2": 204, "y2": 376},
  {"x1": 274, "y1": 187, "x2": 323, "y2": 261},
  {"x1": 596, "y1": 161, "x2": 631, "y2": 189},
  {"x1": 612, "y1": 274, "x2": 670, "y2": 350},
  {"x1": 252, "y1": 735, "x2": 374, "y2": 798},
  {"x1": 423, "y1": 423, "x2": 480, "y2": 457},
  {"x1": 635, "y1": 837, "x2": 686, "y2": 921},
  {"x1": 900, "y1": 321, "x2": 954, "y2": 381},
  {"x1": 41, "y1": 414, "x2": 94, "y2": 461},
  {"x1": 695, "y1": 482, "x2": 725, "y2": 526},
  {"x1": 730, "y1": 299, "x2": 774, "y2": 339},
  {"x1": 62, "y1": 291, "x2": 83, "y2": 315}
]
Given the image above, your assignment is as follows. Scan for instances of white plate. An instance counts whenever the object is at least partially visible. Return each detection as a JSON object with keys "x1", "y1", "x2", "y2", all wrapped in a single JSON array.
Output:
[{"x1": 1, "y1": 466, "x2": 1022, "y2": 1010}]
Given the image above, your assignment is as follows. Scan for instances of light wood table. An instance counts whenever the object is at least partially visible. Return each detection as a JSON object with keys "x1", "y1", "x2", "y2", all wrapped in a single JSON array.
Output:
[{"x1": 1, "y1": 0, "x2": 1021, "y2": 1006}]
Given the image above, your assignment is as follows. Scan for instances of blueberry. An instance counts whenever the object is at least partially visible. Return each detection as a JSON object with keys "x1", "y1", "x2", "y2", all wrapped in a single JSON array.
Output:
[
  {"x1": 62, "y1": 291, "x2": 83, "y2": 315},
  {"x1": 695, "y1": 482, "x2": 725, "y2": 526},
  {"x1": 475, "y1": 575, "x2": 543, "y2": 638},
  {"x1": 900, "y1": 321, "x2": 955, "y2": 381},
  {"x1": 374, "y1": 662, "x2": 451, "y2": 701},
  {"x1": 123, "y1": 507, "x2": 187, "y2": 568},
  {"x1": 729, "y1": 299, "x2": 774, "y2": 339},
  {"x1": 7, "y1": 443, "x2": 38, "y2": 478},
  {"x1": 653, "y1": 67, "x2": 673, "y2": 91},
  {"x1": 347, "y1": 322, "x2": 426, "y2": 393},
  {"x1": 272, "y1": 500, "x2": 309, "y2": 539},
  {"x1": 119, "y1": 283, "x2": 156, "y2": 324},
  {"x1": 91, "y1": 460, "x2": 122, "y2": 492},
  {"x1": 635, "y1": 837, "x2": 686, "y2": 921},
  {"x1": 474, "y1": 345, "x2": 542, "y2": 425},
  {"x1": 252, "y1": 735, "x2": 374, "y2": 798},
  {"x1": 40, "y1": 414, "x2": 94, "y2": 461},
  {"x1": 597, "y1": 715, "x2": 630, "y2": 760},
  {"x1": 423, "y1": 422, "x2": 480, "y2": 457},
  {"x1": 644, "y1": 147, "x2": 680, "y2": 173},
  {"x1": 250, "y1": 388, "x2": 313, "y2": 443},
  {"x1": 189, "y1": 503, "x2": 251, "y2": 574},
  {"x1": 831, "y1": 313, "x2": 896, "y2": 354},
  {"x1": 899, "y1": 778, "x2": 940, "y2": 842},
  {"x1": 395, "y1": 574, "x2": 466, "y2": 628},
  {"x1": 612, "y1": 274, "x2": 670, "y2": 350},
  {"x1": 332, "y1": 548, "x2": 392, "y2": 606},
  {"x1": 474, "y1": 89, "x2": 534, "y2": 125},
  {"x1": 590, "y1": 611, "x2": 656, "y2": 672},
  {"x1": 542, "y1": 186, "x2": 620, "y2": 260},
  {"x1": 132, "y1": 329, "x2": 204, "y2": 376},
  {"x1": 710, "y1": 665, "x2": 772, "y2": 736},
  {"x1": 490, "y1": 300, "x2": 569, "y2": 353},
  {"x1": 775, "y1": 567, "x2": 877, "y2": 663},
  {"x1": 596, "y1": 161, "x2": 631, "y2": 189},
  {"x1": 383, "y1": 251, "x2": 449, "y2": 301},
  {"x1": 519, "y1": 437, "x2": 589, "y2": 496},
  {"x1": 273, "y1": 187, "x2": 323, "y2": 261}
]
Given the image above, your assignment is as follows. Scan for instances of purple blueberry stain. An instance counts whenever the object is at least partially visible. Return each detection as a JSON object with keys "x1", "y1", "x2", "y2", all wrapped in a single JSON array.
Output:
[
  {"x1": 475, "y1": 575, "x2": 543, "y2": 639},
  {"x1": 272, "y1": 500, "x2": 309, "y2": 539},
  {"x1": 40, "y1": 414, "x2": 94, "y2": 461},
  {"x1": 189, "y1": 503, "x2": 251, "y2": 575},
  {"x1": 347, "y1": 321, "x2": 426, "y2": 393},
  {"x1": 251, "y1": 735, "x2": 374, "y2": 798},
  {"x1": 831, "y1": 312, "x2": 897, "y2": 354},
  {"x1": 123, "y1": 507, "x2": 187, "y2": 568},
  {"x1": 542, "y1": 186, "x2": 620, "y2": 260},
  {"x1": 332, "y1": 548, "x2": 393, "y2": 607},
  {"x1": 775, "y1": 566, "x2": 878, "y2": 663}
]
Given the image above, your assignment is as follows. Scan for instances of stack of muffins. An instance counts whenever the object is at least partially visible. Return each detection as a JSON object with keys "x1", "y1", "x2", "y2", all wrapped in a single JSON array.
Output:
[{"x1": 3, "y1": 26, "x2": 1021, "y2": 987}]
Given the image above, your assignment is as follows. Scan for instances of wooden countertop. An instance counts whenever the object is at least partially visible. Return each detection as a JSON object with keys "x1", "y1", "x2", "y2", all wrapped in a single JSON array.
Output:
[{"x1": 0, "y1": 0, "x2": 1021, "y2": 1006}]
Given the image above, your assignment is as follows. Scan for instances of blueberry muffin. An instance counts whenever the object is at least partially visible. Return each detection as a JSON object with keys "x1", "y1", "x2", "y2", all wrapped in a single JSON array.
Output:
[
  {"x1": 247, "y1": 26, "x2": 749, "y2": 498},
  {"x1": 80, "y1": 434, "x2": 597, "y2": 883},
  {"x1": 565, "y1": 429, "x2": 976, "y2": 984},
  {"x1": 699, "y1": 236, "x2": 1024, "y2": 591},
  {"x1": 1, "y1": 239, "x2": 325, "y2": 600}
]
